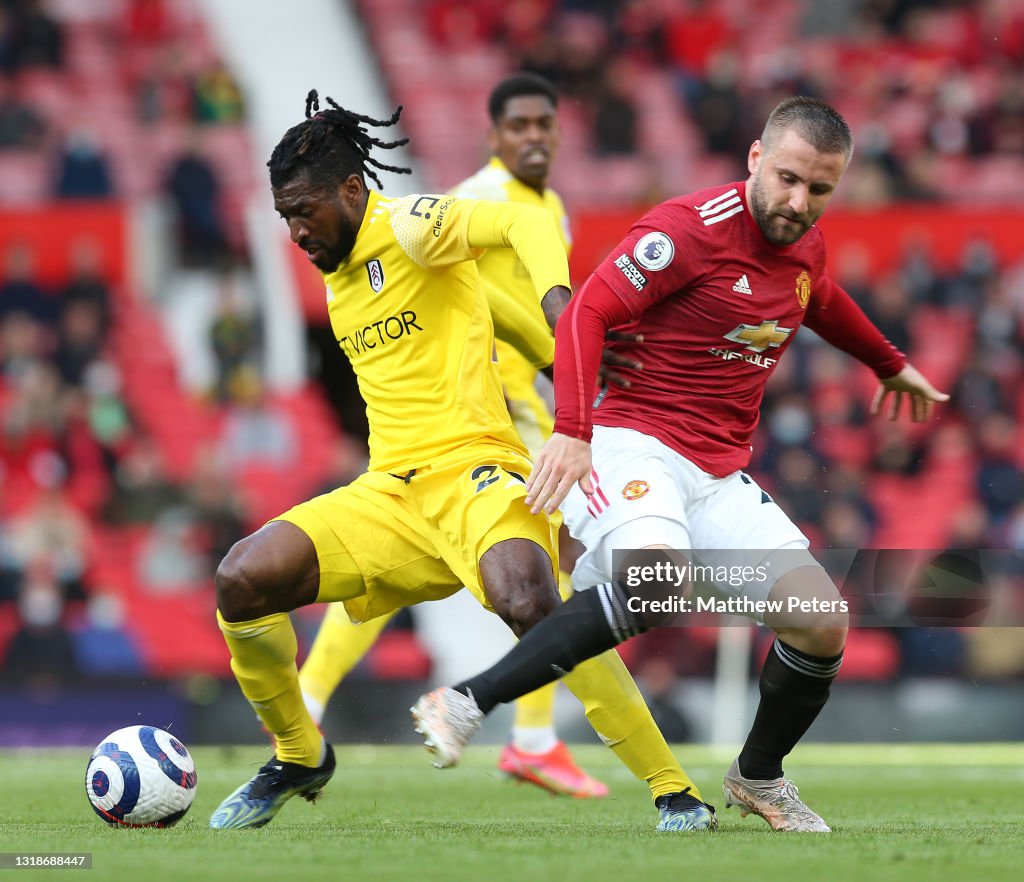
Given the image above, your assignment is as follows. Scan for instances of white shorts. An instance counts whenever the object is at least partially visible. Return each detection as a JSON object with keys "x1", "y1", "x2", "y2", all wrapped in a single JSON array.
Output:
[{"x1": 563, "y1": 426, "x2": 820, "y2": 619}]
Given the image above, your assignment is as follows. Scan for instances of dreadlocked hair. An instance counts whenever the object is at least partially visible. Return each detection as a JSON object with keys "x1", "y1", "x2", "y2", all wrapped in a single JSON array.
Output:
[{"x1": 268, "y1": 89, "x2": 412, "y2": 192}]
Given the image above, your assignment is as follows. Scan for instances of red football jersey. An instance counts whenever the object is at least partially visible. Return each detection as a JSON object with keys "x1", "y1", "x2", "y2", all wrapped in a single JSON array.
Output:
[{"x1": 553, "y1": 181, "x2": 904, "y2": 477}]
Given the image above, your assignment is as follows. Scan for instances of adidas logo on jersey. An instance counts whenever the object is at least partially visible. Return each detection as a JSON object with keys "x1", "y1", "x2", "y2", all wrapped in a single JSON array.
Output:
[{"x1": 732, "y1": 274, "x2": 753, "y2": 295}]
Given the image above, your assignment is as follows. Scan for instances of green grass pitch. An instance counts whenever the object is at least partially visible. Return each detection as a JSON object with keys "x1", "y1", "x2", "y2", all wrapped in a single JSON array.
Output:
[{"x1": 1, "y1": 744, "x2": 1021, "y2": 882}]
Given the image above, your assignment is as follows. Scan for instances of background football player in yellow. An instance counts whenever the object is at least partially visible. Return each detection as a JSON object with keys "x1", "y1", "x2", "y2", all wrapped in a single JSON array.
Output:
[
  {"x1": 297, "y1": 73, "x2": 609, "y2": 800},
  {"x1": 208, "y1": 89, "x2": 715, "y2": 834}
]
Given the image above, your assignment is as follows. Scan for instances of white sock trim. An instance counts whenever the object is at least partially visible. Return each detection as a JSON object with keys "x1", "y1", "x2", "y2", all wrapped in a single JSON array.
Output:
[{"x1": 511, "y1": 726, "x2": 558, "y2": 755}]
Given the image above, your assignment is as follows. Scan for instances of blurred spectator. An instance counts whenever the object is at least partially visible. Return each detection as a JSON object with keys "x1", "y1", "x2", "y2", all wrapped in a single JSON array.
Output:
[
  {"x1": 833, "y1": 242, "x2": 877, "y2": 308},
  {"x1": 4, "y1": 358, "x2": 63, "y2": 438},
  {"x1": 218, "y1": 367, "x2": 297, "y2": 470},
  {"x1": 209, "y1": 273, "x2": 261, "y2": 402},
  {"x1": 764, "y1": 393, "x2": 815, "y2": 451},
  {"x1": 975, "y1": 412, "x2": 1024, "y2": 524},
  {"x1": 820, "y1": 498, "x2": 875, "y2": 549},
  {"x1": 772, "y1": 446, "x2": 827, "y2": 527},
  {"x1": 688, "y1": 50, "x2": 752, "y2": 157},
  {"x1": 192, "y1": 61, "x2": 246, "y2": 124},
  {"x1": 664, "y1": 0, "x2": 732, "y2": 102},
  {"x1": 591, "y1": 62, "x2": 638, "y2": 156},
  {"x1": 976, "y1": 273, "x2": 1021, "y2": 356},
  {"x1": 53, "y1": 127, "x2": 114, "y2": 199},
  {"x1": 425, "y1": 0, "x2": 499, "y2": 47},
  {"x1": 0, "y1": 241, "x2": 57, "y2": 326},
  {"x1": 8, "y1": 485, "x2": 91, "y2": 603},
  {"x1": 0, "y1": 311, "x2": 45, "y2": 380},
  {"x1": 53, "y1": 299, "x2": 106, "y2": 387},
  {"x1": 59, "y1": 386, "x2": 112, "y2": 515},
  {"x1": 525, "y1": 12, "x2": 606, "y2": 102},
  {"x1": 61, "y1": 238, "x2": 113, "y2": 335},
  {"x1": 942, "y1": 236, "x2": 999, "y2": 310},
  {"x1": 606, "y1": 0, "x2": 666, "y2": 66},
  {"x1": 103, "y1": 436, "x2": 183, "y2": 525},
  {"x1": 498, "y1": 0, "x2": 549, "y2": 47},
  {"x1": 862, "y1": 275, "x2": 912, "y2": 355},
  {"x1": 1, "y1": 0, "x2": 63, "y2": 73},
  {"x1": 71, "y1": 592, "x2": 144, "y2": 677},
  {"x1": 81, "y1": 360, "x2": 131, "y2": 473},
  {"x1": 871, "y1": 423, "x2": 925, "y2": 476},
  {"x1": 135, "y1": 42, "x2": 196, "y2": 124},
  {"x1": 945, "y1": 500, "x2": 993, "y2": 550},
  {"x1": 950, "y1": 354, "x2": 1010, "y2": 420},
  {"x1": 122, "y1": 0, "x2": 177, "y2": 47},
  {"x1": 0, "y1": 79, "x2": 45, "y2": 149},
  {"x1": 165, "y1": 131, "x2": 230, "y2": 267},
  {"x1": 0, "y1": 521, "x2": 20, "y2": 603},
  {"x1": 185, "y1": 448, "x2": 246, "y2": 568},
  {"x1": 138, "y1": 507, "x2": 208, "y2": 591},
  {"x1": 897, "y1": 237, "x2": 943, "y2": 305},
  {"x1": 1, "y1": 577, "x2": 75, "y2": 685}
]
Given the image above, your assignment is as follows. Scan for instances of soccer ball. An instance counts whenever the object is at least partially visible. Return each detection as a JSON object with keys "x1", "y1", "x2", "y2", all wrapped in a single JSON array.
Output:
[{"x1": 85, "y1": 725, "x2": 198, "y2": 827}]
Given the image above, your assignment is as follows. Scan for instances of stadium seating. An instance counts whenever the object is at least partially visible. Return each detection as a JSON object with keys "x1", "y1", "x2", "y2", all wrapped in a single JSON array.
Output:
[{"x1": 2, "y1": 0, "x2": 1022, "y2": 689}]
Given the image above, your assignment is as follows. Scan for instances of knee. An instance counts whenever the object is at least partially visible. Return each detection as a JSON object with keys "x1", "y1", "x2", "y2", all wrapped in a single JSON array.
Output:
[
  {"x1": 216, "y1": 540, "x2": 268, "y2": 622},
  {"x1": 496, "y1": 573, "x2": 559, "y2": 637},
  {"x1": 776, "y1": 612, "x2": 848, "y2": 657},
  {"x1": 805, "y1": 622, "x2": 848, "y2": 657}
]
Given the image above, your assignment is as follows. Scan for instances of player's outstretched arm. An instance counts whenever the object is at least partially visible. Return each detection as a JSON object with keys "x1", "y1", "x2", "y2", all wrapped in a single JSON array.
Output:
[
  {"x1": 525, "y1": 433, "x2": 592, "y2": 515},
  {"x1": 465, "y1": 201, "x2": 570, "y2": 321},
  {"x1": 870, "y1": 363, "x2": 950, "y2": 422}
]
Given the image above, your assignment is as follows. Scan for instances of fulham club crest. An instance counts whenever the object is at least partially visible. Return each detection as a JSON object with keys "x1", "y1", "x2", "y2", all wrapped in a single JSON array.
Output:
[{"x1": 366, "y1": 259, "x2": 385, "y2": 293}]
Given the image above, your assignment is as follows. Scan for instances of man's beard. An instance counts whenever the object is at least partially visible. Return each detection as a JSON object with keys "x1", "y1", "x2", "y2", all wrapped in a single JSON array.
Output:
[
  {"x1": 749, "y1": 174, "x2": 813, "y2": 247},
  {"x1": 313, "y1": 224, "x2": 357, "y2": 273}
]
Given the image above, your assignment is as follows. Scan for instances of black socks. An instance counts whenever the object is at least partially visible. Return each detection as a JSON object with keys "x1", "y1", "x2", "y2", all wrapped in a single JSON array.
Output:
[
  {"x1": 454, "y1": 582, "x2": 644, "y2": 714},
  {"x1": 738, "y1": 639, "x2": 843, "y2": 780}
]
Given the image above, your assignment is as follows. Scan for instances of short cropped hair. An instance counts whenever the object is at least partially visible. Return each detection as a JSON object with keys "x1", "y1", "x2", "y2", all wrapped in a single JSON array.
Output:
[
  {"x1": 761, "y1": 96, "x2": 854, "y2": 160},
  {"x1": 488, "y1": 72, "x2": 558, "y2": 124}
]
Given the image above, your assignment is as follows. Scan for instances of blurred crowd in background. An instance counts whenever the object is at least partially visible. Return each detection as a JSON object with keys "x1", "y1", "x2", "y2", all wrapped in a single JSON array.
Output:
[{"x1": 1, "y1": 0, "x2": 1022, "y2": 705}]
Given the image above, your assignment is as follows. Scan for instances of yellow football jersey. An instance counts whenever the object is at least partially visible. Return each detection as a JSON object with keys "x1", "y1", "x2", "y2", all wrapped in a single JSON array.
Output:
[
  {"x1": 453, "y1": 157, "x2": 571, "y2": 384},
  {"x1": 449, "y1": 157, "x2": 570, "y2": 452},
  {"x1": 321, "y1": 190, "x2": 565, "y2": 473}
]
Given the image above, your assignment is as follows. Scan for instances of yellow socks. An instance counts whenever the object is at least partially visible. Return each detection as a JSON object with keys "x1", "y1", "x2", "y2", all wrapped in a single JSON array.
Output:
[
  {"x1": 562, "y1": 648, "x2": 701, "y2": 801},
  {"x1": 217, "y1": 610, "x2": 322, "y2": 766}
]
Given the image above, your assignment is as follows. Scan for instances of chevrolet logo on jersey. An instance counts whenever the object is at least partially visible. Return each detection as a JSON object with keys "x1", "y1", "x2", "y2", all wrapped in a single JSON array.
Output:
[{"x1": 723, "y1": 320, "x2": 793, "y2": 353}]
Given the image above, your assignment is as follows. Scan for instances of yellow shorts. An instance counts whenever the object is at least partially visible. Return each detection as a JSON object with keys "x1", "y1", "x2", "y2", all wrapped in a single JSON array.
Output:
[{"x1": 276, "y1": 445, "x2": 559, "y2": 624}]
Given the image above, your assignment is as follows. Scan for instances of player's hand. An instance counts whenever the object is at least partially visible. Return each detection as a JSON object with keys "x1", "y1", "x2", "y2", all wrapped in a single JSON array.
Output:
[
  {"x1": 598, "y1": 329, "x2": 644, "y2": 388},
  {"x1": 525, "y1": 433, "x2": 593, "y2": 515},
  {"x1": 870, "y1": 363, "x2": 950, "y2": 423}
]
